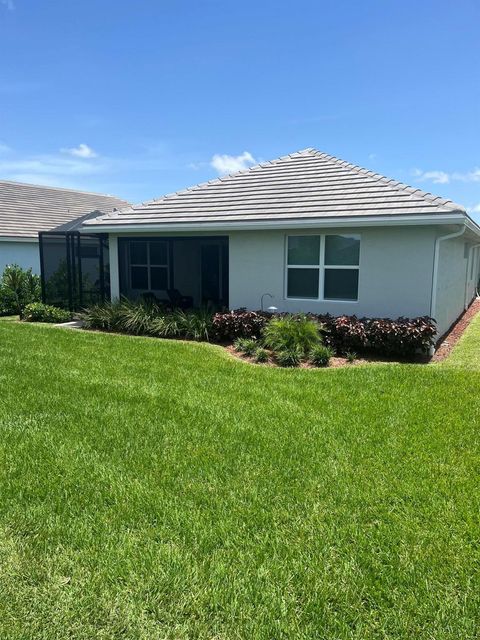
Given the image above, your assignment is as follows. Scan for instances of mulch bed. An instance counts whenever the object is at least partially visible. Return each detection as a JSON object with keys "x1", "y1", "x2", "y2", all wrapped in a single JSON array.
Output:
[
  {"x1": 226, "y1": 298, "x2": 480, "y2": 368},
  {"x1": 432, "y1": 297, "x2": 480, "y2": 362},
  {"x1": 225, "y1": 345, "x2": 409, "y2": 369}
]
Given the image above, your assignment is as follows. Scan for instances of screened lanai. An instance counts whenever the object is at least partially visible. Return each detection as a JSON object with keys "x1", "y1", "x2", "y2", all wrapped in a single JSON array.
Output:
[
  {"x1": 117, "y1": 236, "x2": 229, "y2": 309},
  {"x1": 39, "y1": 231, "x2": 110, "y2": 309},
  {"x1": 39, "y1": 230, "x2": 229, "y2": 311}
]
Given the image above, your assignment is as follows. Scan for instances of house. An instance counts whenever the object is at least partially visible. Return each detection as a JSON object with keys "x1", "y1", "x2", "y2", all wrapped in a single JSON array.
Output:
[
  {"x1": 40, "y1": 148, "x2": 480, "y2": 338},
  {"x1": 0, "y1": 180, "x2": 129, "y2": 274}
]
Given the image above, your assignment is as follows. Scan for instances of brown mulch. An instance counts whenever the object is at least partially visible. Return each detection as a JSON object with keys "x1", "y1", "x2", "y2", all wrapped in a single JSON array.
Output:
[{"x1": 431, "y1": 297, "x2": 480, "y2": 362}]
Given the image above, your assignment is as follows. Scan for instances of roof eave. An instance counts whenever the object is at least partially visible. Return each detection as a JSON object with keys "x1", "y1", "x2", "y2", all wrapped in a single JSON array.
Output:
[
  {"x1": 0, "y1": 234, "x2": 39, "y2": 242},
  {"x1": 81, "y1": 212, "x2": 473, "y2": 234}
]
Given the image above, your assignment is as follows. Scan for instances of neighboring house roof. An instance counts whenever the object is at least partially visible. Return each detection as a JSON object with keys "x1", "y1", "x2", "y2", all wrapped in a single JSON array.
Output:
[
  {"x1": 84, "y1": 148, "x2": 466, "y2": 230},
  {"x1": 0, "y1": 180, "x2": 129, "y2": 239}
]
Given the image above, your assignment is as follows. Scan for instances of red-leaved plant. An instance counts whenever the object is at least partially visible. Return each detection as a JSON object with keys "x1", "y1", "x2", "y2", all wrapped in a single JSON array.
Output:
[
  {"x1": 213, "y1": 309, "x2": 436, "y2": 357},
  {"x1": 212, "y1": 309, "x2": 271, "y2": 341}
]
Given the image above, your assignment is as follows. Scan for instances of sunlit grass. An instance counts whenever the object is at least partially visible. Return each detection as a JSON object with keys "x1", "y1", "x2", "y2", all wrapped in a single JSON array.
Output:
[
  {"x1": 440, "y1": 312, "x2": 480, "y2": 369},
  {"x1": 0, "y1": 319, "x2": 479, "y2": 639}
]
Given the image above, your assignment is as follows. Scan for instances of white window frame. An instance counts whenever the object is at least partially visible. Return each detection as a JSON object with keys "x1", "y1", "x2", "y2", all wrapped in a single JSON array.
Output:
[
  {"x1": 129, "y1": 240, "x2": 170, "y2": 291},
  {"x1": 285, "y1": 233, "x2": 360, "y2": 302}
]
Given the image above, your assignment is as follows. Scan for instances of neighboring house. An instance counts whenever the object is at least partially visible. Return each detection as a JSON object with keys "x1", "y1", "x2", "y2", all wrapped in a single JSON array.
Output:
[
  {"x1": 40, "y1": 148, "x2": 480, "y2": 338},
  {"x1": 0, "y1": 180, "x2": 129, "y2": 274}
]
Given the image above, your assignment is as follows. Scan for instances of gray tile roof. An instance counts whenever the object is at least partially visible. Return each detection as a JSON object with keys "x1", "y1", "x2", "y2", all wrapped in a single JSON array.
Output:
[
  {"x1": 0, "y1": 180, "x2": 129, "y2": 238},
  {"x1": 84, "y1": 148, "x2": 465, "y2": 230}
]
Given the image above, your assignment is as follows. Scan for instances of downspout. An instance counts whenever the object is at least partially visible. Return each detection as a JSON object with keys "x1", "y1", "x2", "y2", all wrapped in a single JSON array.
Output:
[
  {"x1": 464, "y1": 243, "x2": 480, "y2": 309},
  {"x1": 429, "y1": 224, "x2": 466, "y2": 355}
]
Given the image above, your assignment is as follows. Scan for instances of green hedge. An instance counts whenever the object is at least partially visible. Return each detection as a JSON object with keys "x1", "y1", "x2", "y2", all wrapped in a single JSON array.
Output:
[
  {"x1": 0, "y1": 264, "x2": 41, "y2": 316},
  {"x1": 22, "y1": 303, "x2": 72, "y2": 324}
]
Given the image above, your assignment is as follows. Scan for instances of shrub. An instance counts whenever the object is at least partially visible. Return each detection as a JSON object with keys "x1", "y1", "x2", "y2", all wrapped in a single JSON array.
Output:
[
  {"x1": 82, "y1": 300, "x2": 129, "y2": 332},
  {"x1": 364, "y1": 316, "x2": 436, "y2": 357},
  {"x1": 175, "y1": 308, "x2": 213, "y2": 342},
  {"x1": 212, "y1": 309, "x2": 270, "y2": 341},
  {"x1": 254, "y1": 347, "x2": 269, "y2": 363},
  {"x1": 276, "y1": 346, "x2": 303, "y2": 368},
  {"x1": 83, "y1": 300, "x2": 214, "y2": 342},
  {"x1": 82, "y1": 300, "x2": 437, "y2": 359},
  {"x1": 263, "y1": 315, "x2": 323, "y2": 357},
  {"x1": 118, "y1": 300, "x2": 158, "y2": 335},
  {"x1": 233, "y1": 337, "x2": 250, "y2": 352},
  {"x1": 240, "y1": 338, "x2": 259, "y2": 357},
  {"x1": 318, "y1": 314, "x2": 368, "y2": 353},
  {"x1": 0, "y1": 264, "x2": 41, "y2": 316},
  {"x1": 151, "y1": 309, "x2": 213, "y2": 341},
  {"x1": 231, "y1": 337, "x2": 258, "y2": 357},
  {"x1": 316, "y1": 314, "x2": 436, "y2": 358},
  {"x1": 22, "y1": 302, "x2": 71, "y2": 323},
  {"x1": 309, "y1": 344, "x2": 335, "y2": 367},
  {"x1": 345, "y1": 351, "x2": 357, "y2": 363}
]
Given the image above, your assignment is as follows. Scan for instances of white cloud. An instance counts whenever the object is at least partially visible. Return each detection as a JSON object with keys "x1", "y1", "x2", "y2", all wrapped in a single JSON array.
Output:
[
  {"x1": 0, "y1": 156, "x2": 102, "y2": 178},
  {"x1": 454, "y1": 168, "x2": 480, "y2": 183},
  {"x1": 0, "y1": 148, "x2": 106, "y2": 188},
  {"x1": 413, "y1": 167, "x2": 480, "y2": 185},
  {"x1": 467, "y1": 203, "x2": 480, "y2": 214},
  {"x1": 210, "y1": 151, "x2": 256, "y2": 175},
  {"x1": 413, "y1": 169, "x2": 450, "y2": 184},
  {"x1": 61, "y1": 143, "x2": 97, "y2": 159},
  {"x1": 0, "y1": 141, "x2": 179, "y2": 199}
]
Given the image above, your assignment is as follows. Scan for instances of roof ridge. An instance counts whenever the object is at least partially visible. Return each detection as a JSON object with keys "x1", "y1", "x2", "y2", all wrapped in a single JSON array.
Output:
[
  {"x1": 305, "y1": 148, "x2": 465, "y2": 213},
  {"x1": 0, "y1": 178, "x2": 127, "y2": 201}
]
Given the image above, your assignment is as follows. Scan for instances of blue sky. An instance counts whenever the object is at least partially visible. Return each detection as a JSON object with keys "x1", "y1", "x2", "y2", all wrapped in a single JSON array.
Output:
[{"x1": 0, "y1": 0, "x2": 479, "y2": 218}]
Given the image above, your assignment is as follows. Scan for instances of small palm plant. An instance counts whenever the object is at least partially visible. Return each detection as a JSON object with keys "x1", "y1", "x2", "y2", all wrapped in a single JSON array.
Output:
[
  {"x1": 263, "y1": 315, "x2": 323, "y2": 358},
  {"x1": 233, "y1": 337, "x2": 258, "y2": 356},
  {"x1": 254, "y1": 347, "x2": 269, "y2": 363},
  {"x1": 119, "y1": 300, "x2": 157, "y2": 335},
  {"x1": 276, "y1": 346, "x2": 303, "y2": 367},
  {"x1": 309, "y1": 344, "x2": 335, "y2": 367}
]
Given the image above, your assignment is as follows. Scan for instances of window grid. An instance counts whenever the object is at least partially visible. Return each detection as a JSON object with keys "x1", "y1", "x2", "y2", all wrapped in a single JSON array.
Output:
[
  {"x1": 130, "y1": 241, "x2": 169, "y2": 291},
  {"x1": 285, "y1": 234, "x2": 360, "y2": 302}
]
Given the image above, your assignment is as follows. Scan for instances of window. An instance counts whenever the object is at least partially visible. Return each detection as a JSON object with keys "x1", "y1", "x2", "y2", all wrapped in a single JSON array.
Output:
[
  {"x1": 129, "y1": 240, "x2": 169, "y2": 291},
  {"x1": 323, "y1": 235, "x2": 360, "y2": 300},
  {"x1": 286, "y1": 234, "x2": 360, "y2": 301},
  {"x1": 287, "y1": 236, "x2": 320, "y2": 298}
]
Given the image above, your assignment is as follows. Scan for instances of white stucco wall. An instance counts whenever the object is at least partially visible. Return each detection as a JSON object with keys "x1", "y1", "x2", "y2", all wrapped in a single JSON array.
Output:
[
  {"x1": 228, "y1": 226, "x2": 437, "y2": 319},
  {"x1": 0, "y1": 239, "x2": 40, "y2": 274},
  {"x1": 434, "y1": 236, "x2": 479, "y2": 337},
  {"x1": 463, "y1": 244, "x2": 480, "y2": 307},
  {"x1": 107, "y1": 224, "x2": 479, "y2": 338}
]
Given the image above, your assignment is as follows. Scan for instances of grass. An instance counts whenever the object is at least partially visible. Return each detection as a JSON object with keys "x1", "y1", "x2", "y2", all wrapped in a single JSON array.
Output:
[
  {"x1": 0, "y1": 319, "x2": 479, "y2": 639},
  {"x1": 441, "y1": 312, "x2": 480, "y2": 369}
]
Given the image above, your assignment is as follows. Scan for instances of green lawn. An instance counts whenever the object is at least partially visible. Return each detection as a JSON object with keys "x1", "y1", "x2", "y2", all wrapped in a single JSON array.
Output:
[{"x1": 0, "y1": 319, "x2": 479, "y2": 639}]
